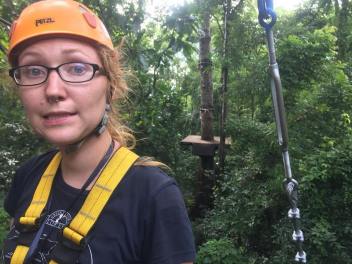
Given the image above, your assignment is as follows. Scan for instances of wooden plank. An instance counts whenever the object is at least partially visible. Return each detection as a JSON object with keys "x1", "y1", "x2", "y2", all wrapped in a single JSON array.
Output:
[{"x1": 181, "y1": 135, "x2": 231, "y2": 145}]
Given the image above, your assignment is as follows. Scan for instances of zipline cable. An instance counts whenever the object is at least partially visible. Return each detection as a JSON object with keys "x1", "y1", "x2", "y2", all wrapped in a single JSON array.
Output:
[{"x1": 257, "y1": 0, "x2": 307, "y2": 263}]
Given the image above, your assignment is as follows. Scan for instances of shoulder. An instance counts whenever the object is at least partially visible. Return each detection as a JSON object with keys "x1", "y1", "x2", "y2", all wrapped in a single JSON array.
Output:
[
  {"x1": 15, "y1": 149, "x2": 58, "y2": 187},
  {"x1": 114, "y1": 164, "x2": 182, "y2": 212},
  {"x1": 124, "y1": 165, "x2": 188, "y2": 214},
  {"x1": 17, "y1": 149, "x2": 57, "y2": 174},
  {"x1": 125, "y1": 165, "x2": 176, "y2": 196}
]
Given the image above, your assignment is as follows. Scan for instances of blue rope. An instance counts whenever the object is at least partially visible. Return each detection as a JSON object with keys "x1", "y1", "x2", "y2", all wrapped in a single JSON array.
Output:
[{"x1": 257, "y1": 0, "x2": 277, "y2": 30}]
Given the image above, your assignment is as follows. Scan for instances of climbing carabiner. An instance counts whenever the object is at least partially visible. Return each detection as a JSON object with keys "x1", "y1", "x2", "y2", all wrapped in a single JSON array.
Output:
[{"x1": 257, "y1": 0, "x2": 277, "y2": 31}]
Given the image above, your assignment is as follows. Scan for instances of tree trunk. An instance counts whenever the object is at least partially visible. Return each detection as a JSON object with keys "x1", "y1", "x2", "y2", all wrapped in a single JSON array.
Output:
[
  {"x1": 336, "y1": 0, "x2": 350, "y2": 60},
  {"x1": 199, "y1": 9, "x2": 214, "y2": 142},
  {"x1": 219, "y1": 0, "x2": 231, "y2": 174},
  {"x1": 191, "y1": 1, "x2": 215, "y2": 219}
]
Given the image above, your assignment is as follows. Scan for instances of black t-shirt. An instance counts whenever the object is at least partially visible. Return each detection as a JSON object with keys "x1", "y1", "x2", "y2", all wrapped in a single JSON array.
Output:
[{"x1": 2, "y1": 150, "x2": 196, "y2": 263}]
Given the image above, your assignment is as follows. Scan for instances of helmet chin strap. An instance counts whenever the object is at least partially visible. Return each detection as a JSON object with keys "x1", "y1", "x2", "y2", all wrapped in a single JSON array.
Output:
[{"x1": 64, "y1": 104, "x2": 111, "y2": 154}]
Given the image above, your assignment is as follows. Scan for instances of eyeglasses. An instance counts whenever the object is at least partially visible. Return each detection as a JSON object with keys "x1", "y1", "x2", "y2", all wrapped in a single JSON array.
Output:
[{"x1": 9, "y1": 62, "x2": 106, "y2": 86}]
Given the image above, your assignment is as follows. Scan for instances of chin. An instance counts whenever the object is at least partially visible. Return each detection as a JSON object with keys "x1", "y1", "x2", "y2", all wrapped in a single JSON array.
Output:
[
  {"x1": 39, "y1": 131, "x2": 86, "y2": 147},
  {"x1": 48, "y1": 138, "x2": 82, "y2": 148}
]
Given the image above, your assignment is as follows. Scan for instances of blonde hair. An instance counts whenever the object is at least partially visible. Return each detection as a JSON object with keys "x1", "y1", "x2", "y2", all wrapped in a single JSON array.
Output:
[
  {"x1": 98, "y1": 45, "x2": 168, "y2": 169},
  {"x1": 97, "y1": 45, "x2": 135, "y2": 148}
]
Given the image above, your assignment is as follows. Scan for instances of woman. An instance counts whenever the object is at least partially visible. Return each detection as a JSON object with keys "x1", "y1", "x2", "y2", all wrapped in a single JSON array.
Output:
[{"x1": 2, "y1": 1, "x2": 196, "y2": 263}]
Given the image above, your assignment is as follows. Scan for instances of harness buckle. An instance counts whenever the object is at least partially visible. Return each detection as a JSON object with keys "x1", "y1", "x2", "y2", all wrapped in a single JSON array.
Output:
[
  {"x1": 14, "y1": 213, "x2": 47, "y2": 245},
  {"x1": 15, "y1": 220, "x2": 38, "y2": 233},
  {"x1": 16, "y1": 212, "x2": 47, "y2": 232},
  {"x1": 50, "y1": 228, "x2": 86, "y2": 264}
]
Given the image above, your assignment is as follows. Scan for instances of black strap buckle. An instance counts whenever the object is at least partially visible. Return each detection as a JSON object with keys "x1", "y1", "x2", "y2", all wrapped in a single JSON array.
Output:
[
  {"x1": 14, "y1": 219, "x2": 42, "y2": 246},
  {"x1": 50, "y1": 230, "x2": 85, "y2": 264}
]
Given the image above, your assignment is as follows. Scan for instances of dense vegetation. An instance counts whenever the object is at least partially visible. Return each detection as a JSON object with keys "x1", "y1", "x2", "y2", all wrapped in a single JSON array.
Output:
[{"x1": 0, "y1": 0, "x2": 351, "y2": 263}]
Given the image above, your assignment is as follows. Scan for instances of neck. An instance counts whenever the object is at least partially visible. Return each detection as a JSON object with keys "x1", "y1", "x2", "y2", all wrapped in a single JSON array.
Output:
[{"x1": 59, "y1": 131, "x2": 116, "y2": 189}]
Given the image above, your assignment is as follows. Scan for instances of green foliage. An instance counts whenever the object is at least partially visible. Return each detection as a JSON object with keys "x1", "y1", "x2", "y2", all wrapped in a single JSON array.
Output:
[
  {"x1": 0, "y1": 0, "x2": 36, "y2": 23},
  {"x1": 0, "y1": 207, "x2": 9, "y2": 247},
  {"x1": 196, "y1": 118, "x2": 285, "y2": 255},
  {"x1": 0, "y1": 77, "x2": 48, "y2": 190},
  {"x1": 196, "y1": 239, "x2": 251, "y2": 264},
  {"x1": 194, "y1": 1, "x2": 352, "y2": 262},
  {"x1": 0, "y1": 192, "x2": 9, "y2": 247},
  {"x1": 289, "y1": 61, "x2": 352, "y2": 154},
  {"x1": 297, "y1": 133, "x2": 352, "y2": 263},
  {"x1": 278, "y1": 26, "x2": 337, "y2": 92}
]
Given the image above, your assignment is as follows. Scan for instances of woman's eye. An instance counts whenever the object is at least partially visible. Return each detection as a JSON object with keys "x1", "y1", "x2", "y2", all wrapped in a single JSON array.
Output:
[
  {"x1": 67, "y1": 63, "x2": 88, "y2": 75},
  {"x1": 24, "y1": 67, "x2": 45, "y2": 78}
]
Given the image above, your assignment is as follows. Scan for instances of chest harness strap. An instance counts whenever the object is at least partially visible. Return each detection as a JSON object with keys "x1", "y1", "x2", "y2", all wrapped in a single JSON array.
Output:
[{"x1": 10, "y1": 147, "x2": 139, "y2": 264}]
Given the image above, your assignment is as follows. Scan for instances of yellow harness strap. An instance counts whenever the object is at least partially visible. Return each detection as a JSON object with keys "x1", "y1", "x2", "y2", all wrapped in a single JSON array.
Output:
[
  {"x1": 19, "y1": 153, "x2": 62, "y2": 226},
  {"x1": 11, "y1": 152, "x2": 62, "y2": 264},
  {"x1": 11, "y1": 246, "x2": 29, "y2": 264},
  {"x1": 11, "y1": 147, "x2": 138, "y2": 264},
  {"x1": 62, "y1": 147, "x2": 138, "y2": 245}
]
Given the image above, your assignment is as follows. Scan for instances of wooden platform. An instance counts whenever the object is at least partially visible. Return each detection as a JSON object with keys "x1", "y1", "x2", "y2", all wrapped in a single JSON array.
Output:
[{"x1": 181, "y1": 135, "x2": 231, "y2": 156}]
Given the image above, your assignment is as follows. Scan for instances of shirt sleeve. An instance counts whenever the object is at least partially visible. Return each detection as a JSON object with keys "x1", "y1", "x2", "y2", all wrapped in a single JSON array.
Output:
[{"x1": 144, "y1": 181, "x2": 196, "y2": 264}]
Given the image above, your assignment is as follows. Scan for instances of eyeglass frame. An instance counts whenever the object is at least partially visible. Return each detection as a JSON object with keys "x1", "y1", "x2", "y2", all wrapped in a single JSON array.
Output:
[{"x1": 8, "y1": 62, "x2": 107, "y2": 86}]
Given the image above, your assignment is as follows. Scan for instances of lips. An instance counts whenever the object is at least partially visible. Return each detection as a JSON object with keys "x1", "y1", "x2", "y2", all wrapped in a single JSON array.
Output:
[
  {"x1": 43, "y1": 111, "x2": 76, "y2": 125},
  {"x1": 44, "y1": 112, "x2": 74, "y2": 119}
]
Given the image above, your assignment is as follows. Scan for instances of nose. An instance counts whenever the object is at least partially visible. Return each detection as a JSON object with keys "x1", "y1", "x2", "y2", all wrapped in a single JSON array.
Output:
[{"x1": 44, "y1": 69, "x2": 68, "y2": 103}]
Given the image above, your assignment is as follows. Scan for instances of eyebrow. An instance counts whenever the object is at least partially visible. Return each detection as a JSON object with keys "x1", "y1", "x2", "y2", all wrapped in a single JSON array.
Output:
[
  {"x1": 19, "y1": 51, "x2": 41, "y2": 59},
  {"x1": 19, "y1": 49, "x2": 91, "y2": 62},
  {"x1": 60, "y1": 49, "x2": 91, "y2": 57}
]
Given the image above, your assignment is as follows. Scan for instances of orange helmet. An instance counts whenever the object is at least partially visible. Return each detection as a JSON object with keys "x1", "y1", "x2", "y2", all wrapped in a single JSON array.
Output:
[{"x1": 8, "y1": 0, "x2": 114, "y2": 61}]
